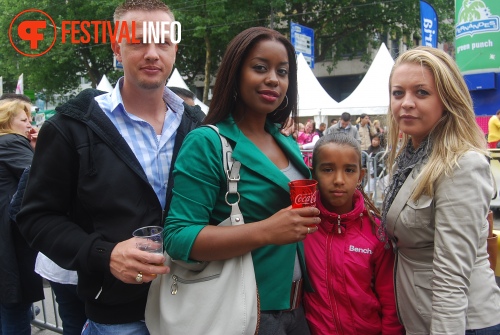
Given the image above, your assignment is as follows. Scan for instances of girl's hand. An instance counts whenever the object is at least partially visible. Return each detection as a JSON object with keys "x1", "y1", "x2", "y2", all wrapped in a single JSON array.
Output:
[{"x1": 261, "y1": 206, "x2": 320, "y2": 245}]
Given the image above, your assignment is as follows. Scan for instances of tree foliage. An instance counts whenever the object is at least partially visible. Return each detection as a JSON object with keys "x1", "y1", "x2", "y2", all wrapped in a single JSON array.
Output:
[
  {"x1": 0, "y1": 0, "x2": 123, "y2": 98},
  {"x1": 170, "y1": 0, "x2": 279, "y2": 103},
  {"x1": 0, "y1": 0, "x2": 455, "y2": 101}
]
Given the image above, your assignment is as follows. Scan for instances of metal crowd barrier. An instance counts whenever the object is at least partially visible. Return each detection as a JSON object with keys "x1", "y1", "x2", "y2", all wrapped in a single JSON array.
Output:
[{"x1": 31, "y1": 284, "x2": 64, "y2": 334}]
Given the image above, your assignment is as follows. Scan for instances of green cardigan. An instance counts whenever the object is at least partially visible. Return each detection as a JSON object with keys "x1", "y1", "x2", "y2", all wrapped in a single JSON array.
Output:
[{"x1": 164, "y1": 116, "x2": 313, "y2": 311}]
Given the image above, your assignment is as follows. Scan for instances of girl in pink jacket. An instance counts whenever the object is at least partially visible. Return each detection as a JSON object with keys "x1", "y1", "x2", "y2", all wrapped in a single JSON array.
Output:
[{"x1": 304, "y1": 133, "x2": 404, "y2": 335}]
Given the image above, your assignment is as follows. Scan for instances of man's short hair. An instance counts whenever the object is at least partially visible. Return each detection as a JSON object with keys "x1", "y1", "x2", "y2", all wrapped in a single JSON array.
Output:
[
  {"x1": 341, "y1": 112, "x2": 351, "y2": 122},
  {"x1": 114, "y1": 0, "x2": 174, "y2": 21},
  {"x1": 0, "y1": 93, "x2": 31, "y2": 103},
  {"x1": 360, "y1": 113, "x2": 368, "y2": 119},
  {"x1": 168, "y1": 86, "x2": 196, "y2": 101}
]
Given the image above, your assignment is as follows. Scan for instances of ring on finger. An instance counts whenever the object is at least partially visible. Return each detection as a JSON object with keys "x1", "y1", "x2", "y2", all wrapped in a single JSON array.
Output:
[
  {"x1": 135, "y1": 272, "x2": 143, "y2": 283},
  {"x1": 307, "y1": 227, "x2": 311, "y2": 234}
]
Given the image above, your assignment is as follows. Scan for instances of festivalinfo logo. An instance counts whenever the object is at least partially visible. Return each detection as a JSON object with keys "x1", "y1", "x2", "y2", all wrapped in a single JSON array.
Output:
[{"x1": 8, "y1": 9, "x2": 181, "y2": 57}]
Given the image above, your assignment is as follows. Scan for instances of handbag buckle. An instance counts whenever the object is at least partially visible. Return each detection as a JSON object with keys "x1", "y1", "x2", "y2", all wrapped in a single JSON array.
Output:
[{"x1": 287, "y1": 279, "x2": 303, "y2": 311}]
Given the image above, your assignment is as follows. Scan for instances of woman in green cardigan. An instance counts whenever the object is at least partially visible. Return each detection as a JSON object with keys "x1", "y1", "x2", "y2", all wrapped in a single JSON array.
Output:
[{"x1": 164, "y1": 27, "x2": 320, "y2": 334}]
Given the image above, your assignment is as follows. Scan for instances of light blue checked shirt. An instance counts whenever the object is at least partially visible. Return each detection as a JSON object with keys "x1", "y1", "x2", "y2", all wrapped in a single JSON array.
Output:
[{"x1": 94, "y1": 77, "x2": 184, "y2": 208}]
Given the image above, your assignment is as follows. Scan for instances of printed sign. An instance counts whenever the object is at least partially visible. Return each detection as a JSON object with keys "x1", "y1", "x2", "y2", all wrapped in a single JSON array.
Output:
[
  {"x1": 291, "y1": 22, "x2": 314, "y2": 68},
  {"x1": 455, "y1": 0, "x2": 500, "y2": 74}
]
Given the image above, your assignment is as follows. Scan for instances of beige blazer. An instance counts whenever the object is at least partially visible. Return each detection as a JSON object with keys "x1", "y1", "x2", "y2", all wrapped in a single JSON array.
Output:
[{"x1": 386, "y1": 150, "x2": 500, "y2": 335}]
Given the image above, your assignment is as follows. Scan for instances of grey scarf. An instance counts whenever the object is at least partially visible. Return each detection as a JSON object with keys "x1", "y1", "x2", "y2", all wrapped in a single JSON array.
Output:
[{"x1": 379, "y1": 137, "x2": 432, "y2": 246}]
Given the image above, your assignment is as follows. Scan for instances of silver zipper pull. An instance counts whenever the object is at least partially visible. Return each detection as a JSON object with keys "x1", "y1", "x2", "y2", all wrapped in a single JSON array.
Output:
[
  {"x1": 337, "y1": 215, "x2": 341, "y2": 234},
  {"x1": 171, "y1": 275, "x2": 178, "y2": 295}
]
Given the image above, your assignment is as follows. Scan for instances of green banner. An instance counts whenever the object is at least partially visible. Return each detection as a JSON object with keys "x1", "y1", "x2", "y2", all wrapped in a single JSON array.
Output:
[{"x1": 455, "y1": 0, "x2": 500, "y2": 74}]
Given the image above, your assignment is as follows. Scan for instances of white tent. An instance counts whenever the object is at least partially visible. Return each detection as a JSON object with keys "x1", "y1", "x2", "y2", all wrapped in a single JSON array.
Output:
[
  {"x1": 167, "y1": 68, "x2": 209, "y2": 114},
  {"x1": 334, "y1": 43, "x2": 394, "y2": 116},
  {"x1": 97, "y1": 75, "x2": 113, "y2": 93},
  {"x1": 297, "y1": 53, "x2": 338, "y2": 125}
]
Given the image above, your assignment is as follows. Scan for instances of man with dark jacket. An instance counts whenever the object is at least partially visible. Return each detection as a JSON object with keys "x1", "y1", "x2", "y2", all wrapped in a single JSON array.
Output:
[
  {"x1": 324, "y1": 112, "x2": 360, "y2": 141},
  {"x1": 17, "y1": 1, "x2": 205, "y2": 334}
]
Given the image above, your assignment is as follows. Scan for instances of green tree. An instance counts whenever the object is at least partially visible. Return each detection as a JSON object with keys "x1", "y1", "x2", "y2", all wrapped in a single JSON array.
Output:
[
  {"x1": 281, "y1": 0, "x2": 454, "y2": 67},
  {"x1": 171, "y1": 0, "x2": 279, "y2": 104},
  {"x1": 0, "y1": 0, "x2": 455, "y2": 101},
  {"x1": 0, "y1": 0, "x2": 122, "y2": 99},
  {"x1": 173, "y1": 0, "x2": 454, "y2": 97}
]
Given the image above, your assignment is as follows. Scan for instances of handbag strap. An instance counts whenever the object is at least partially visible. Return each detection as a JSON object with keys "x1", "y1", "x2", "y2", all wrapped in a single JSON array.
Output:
[{"x1": 205, "y1": 125, "x2": 244, "y2": 226}]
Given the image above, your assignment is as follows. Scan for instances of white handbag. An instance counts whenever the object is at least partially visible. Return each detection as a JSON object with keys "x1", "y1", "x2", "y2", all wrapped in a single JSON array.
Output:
[{"x1": 145, "y1": 125, "x2": 259, "y2": 335}]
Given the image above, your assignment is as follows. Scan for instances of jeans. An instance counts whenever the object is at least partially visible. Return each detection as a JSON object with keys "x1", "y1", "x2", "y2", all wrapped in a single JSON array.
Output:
[
  {"x1": 258, "y1": 305, "x2": 310, "y2": 335},
  {"x1": 49, "y1": 281, "x2": 86, "y2": 335},
  {"x1": 465, "y1": 323, "x2": 500, "y2": 335},
  {"x1": 81, "y1": 320, "x2": 150, "y2": 335},
  {"x1": 0, "y1": 302, "x2": 32, "y2": 335}
]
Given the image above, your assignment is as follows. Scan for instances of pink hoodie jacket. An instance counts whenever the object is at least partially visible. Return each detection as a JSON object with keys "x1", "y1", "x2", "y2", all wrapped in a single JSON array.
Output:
[{"x1": 304, "y1": 190, "x2": 404, "y2": 335}]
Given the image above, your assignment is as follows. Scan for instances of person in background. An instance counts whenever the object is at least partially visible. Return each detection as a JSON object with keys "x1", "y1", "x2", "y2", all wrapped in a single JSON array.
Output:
[
  {"x1": 298, "y1": 120, "x2": 320, "y2": 167},
  {"x1": 357, "y1": 113, "x2": 377, "y2": 151},
  {"x1": 330, "y1": 118, "x2": 338, "y2": 127},
  {"x1": 304, "y1": 133, "x2": 403, "y2": 335},
  {"x1": 0, "y1": 97, "x2": 42, "y2": 335},
  {"x1": 3, "y1": 97, "x2": 86, "y2": 335},
  {"x1": 487, "y1": 109, "x2": 500, "y2": 149},
  {"x1": 0, "y1": 93, "x2": 30, "y2": 103},
  {"x1": 382, "y1": 46, "x2": 500, "y2": 334},
  {"x1": 372, "y1": 119, "x2": 386, "y2": 147},
  {"x1": 297, "y1": 120, "x2": 314, "y2": 144},
  {"x1": 17, "y1": 0, "x2": 205, "y2": 334},
  {"x1": 373, "y1": 119, "x2": 384, "y2": 134},
  {"x1": 164, "y1": 26, "x2": 320, "y2": 335},
  {"x1": 168, "y1": 86, "x2": 197, "y2": 106},
  {"x1": 364, "y1": 134, "x2": 385, "y2": 200},
  {"x1": 365, "y1": 133, "x2": 384, "y2": 157},
  {"x1": 324, "y1": 112, "x2": 359, "y2": 142},
  {"x1": 317, "y1": 122, "x2": 326, "y2": 137},
  {"x1": 4, "y1": 94, "x2": 86, "y2": 335},
  {"x1": 295, "y1": 122, "x2": 305, "y2": 142}
]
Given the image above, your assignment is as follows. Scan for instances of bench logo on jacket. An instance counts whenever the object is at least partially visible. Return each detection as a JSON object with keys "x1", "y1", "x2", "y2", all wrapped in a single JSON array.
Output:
[{"x1": 349, "y1": 245, "x2": 373, "y2": 254}]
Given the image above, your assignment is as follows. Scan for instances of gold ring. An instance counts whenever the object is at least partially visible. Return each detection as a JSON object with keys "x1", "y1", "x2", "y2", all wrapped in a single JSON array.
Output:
[
  {"x1": 307, "y1": 227, "x2": 311, "y2": 234},
  {"x1": 135, "y1": 272, "x2": 143, "y2": 283}
]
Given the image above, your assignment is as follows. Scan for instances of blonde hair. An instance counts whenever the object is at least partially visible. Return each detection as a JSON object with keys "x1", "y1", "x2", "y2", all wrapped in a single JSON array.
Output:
[
  {"x1": 386, "y1": 46, "x2": 488, "y2": 200},
  {"x1": 0, "y1": 99, "x2": 32, "y2": 136},
  {"x1": 114, "y1": 0, "x2": 174, "y2": 22}
]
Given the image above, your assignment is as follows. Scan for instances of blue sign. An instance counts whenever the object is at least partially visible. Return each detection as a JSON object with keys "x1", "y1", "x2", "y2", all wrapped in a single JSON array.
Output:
[
  {"x1": 291, "y1": 22, "x2": 314, "y2": 68},
  {"x1": 113, "y1": 55, "x2": 123, "y2": 70},
  {"x1": 420, "y1": 0, "x2": 438, "y2": 48}
]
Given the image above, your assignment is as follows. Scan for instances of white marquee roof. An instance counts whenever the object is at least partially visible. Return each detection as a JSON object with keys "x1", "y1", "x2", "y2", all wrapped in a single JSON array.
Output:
[
  {"x1": 334, "y1": 43, "x2": 395, "y2": 116},
  {"x1": 167, "y1": 68, "x2": 209, "y2": 114}
]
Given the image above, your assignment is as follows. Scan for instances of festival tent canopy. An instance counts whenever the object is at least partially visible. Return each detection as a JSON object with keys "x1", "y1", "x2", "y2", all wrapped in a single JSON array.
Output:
[
  {"x1": 297, "y1": 52, "x2": 339, "y2": 124},
  {"x1": 333, "y1": 43, "x2": 394, "y2": 116},
  {"x1": 167, "y1": 68, "x2": 209, "y2": 114}
]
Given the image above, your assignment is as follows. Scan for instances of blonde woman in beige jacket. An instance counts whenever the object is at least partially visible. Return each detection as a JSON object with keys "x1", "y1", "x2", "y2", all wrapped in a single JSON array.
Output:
[{"x1": 381, "y1": 46, "x2": 500, "y2": 335}]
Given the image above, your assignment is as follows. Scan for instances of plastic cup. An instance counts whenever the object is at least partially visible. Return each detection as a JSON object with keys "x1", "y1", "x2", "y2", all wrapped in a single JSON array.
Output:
[
  {"x1": 132, "y1": 226, "x2": 163, "y2": 255},
  {"x1": 289, "y1": 180, "x2": 318, "y2": 228},
  {"x1": 288, "y1": 179, "x2": 318, "y2": 209}
]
